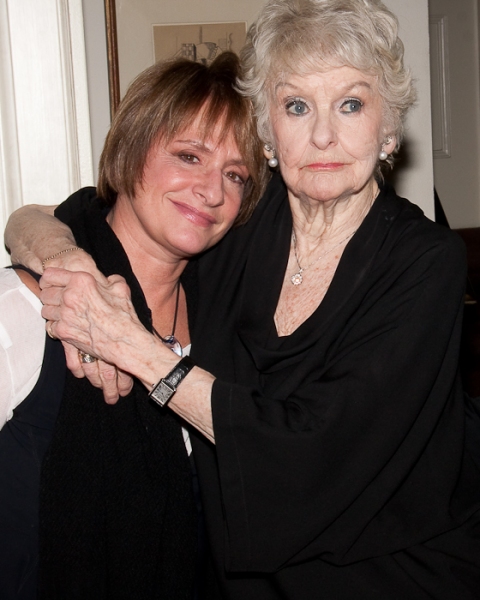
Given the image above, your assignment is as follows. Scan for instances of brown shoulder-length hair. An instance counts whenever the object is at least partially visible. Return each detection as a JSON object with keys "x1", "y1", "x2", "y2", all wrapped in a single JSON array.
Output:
[{"x1": 97, "y1": 52, "x2": 269, "y2": 225}]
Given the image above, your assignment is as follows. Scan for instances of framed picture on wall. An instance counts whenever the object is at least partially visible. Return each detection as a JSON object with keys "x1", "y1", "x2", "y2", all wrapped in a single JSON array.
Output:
[{"x1": 104, "y1": 0, "x2": 247, "y2": 116}]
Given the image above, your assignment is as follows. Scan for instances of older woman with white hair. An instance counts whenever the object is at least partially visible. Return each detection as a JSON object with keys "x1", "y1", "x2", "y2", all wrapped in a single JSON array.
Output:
[{"x1": 7, "y1": 0, "x2": 480, "y2": 598}]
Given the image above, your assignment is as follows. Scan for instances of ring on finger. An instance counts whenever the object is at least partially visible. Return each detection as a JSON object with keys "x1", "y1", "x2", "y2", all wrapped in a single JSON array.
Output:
[
  {"x1": 78, "y1": 350, "x2": 97, "y2": 364},
  {"x1": 46, "y1": 321, "x2": 57, "y2": 340}
]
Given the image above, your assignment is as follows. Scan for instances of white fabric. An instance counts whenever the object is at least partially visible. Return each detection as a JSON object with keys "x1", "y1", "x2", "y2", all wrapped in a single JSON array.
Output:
[
  {"x1": 0, "y1": 273, "x2": 194, "y2": 458},
  {"x1": 0, "y1": 269, "x2": 45, "y2": 428},
  {"x1": 182, "y1": 343, "x2": 193, "y2": 456}
]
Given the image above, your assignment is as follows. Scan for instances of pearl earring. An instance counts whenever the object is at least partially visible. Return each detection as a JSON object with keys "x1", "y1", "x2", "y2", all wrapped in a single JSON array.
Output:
[
  {"x1": 379, "y1": 136, "x2": 393, "y2": 161},
  {"x1": 264, "y1": 144, "x2": 278, "y2": 168}
]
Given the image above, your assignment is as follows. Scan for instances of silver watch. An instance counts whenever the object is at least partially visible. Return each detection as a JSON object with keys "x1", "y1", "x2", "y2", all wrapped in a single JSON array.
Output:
[{"x1": 149, "y1": 355, "x2": 195, "y2": 407}]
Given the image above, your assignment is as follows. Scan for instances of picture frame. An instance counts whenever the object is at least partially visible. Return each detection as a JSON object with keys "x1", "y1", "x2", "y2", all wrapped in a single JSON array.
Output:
[{"x1": 104, "y1": 0, "x2": 247, "y2": 117}]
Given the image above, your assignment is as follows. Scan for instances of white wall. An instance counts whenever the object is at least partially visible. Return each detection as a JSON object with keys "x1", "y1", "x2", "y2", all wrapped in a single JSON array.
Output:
[{"x1": 384, "y1": 0, "x2": 434, "y2": 218}]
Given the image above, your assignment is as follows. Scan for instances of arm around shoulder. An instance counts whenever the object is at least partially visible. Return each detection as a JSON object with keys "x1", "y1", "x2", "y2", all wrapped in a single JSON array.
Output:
[{"x1": 5, "y1": 204, "x2": 72, "y2": 273}]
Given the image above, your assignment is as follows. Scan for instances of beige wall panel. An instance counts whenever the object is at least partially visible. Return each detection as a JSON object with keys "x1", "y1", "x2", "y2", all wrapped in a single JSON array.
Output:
[{"x1": 428, "y1": 0, "x2": 480, "y2": 228}]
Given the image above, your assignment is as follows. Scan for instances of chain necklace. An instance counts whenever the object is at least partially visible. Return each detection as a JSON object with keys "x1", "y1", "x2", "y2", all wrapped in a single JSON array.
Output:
[
  {"x1": 290, "y1": 229, "x2": 356, "y2": 285},
  {"x1": 152, "y1": 281, "x2": 183, "y2": 356}
]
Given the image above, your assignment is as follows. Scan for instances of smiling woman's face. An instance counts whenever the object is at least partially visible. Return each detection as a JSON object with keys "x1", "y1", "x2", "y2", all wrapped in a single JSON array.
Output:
[
  {"x1": 111, "y1": 112, "x2": 249, "y2": 261},
  {"x1": 268, "y1": 65, "x2": 396, "y2": 207}
]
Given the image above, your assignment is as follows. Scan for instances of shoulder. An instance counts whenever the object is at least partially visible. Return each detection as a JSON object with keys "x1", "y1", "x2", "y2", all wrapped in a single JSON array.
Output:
[
  {"x1": 0, "y1": 269, "x2": 45, "y2": 424},
  {"x1": 0, "y1": 268, "x2": 22, "y2": 296},
  {"x1": 0, "y1": 268, "x2": 42, "y2": 315},
  {"x1": 54, "y1": 186, "x2": 100, "y2": 223},
  {"x1": 0, "y1": 268, "x2": 39, "y2": 300},
  {"x1": 375, "y1": 183, "x2": 466, "y2": 269}
]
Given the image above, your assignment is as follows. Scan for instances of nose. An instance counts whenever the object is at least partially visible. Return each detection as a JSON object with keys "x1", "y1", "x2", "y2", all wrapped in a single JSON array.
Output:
[
  {"x1": 193, "y1": 168, "x2": 225, "y2": 207},
  {"x1": 310, "y1": 110, "x2": 337, "y2": 150}
]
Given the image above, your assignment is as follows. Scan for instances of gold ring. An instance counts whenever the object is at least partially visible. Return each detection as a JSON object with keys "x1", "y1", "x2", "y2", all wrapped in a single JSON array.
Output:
[
  {"x1": 78, "y1": 350, "x2": 97, "y2": 364},
  {"x1": 46, "y1": 321, "x2": 57, "y2": 340}
]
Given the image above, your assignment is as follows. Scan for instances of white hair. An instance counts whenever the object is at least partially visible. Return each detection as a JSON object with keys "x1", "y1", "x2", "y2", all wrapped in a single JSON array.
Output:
[{"x1": 238, "y1": 0, "x2": 416, "y2": 167}]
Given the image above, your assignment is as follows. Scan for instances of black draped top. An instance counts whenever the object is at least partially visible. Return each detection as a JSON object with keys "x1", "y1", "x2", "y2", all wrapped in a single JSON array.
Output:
[
  {"x1": 190, "y1": 174, "x2": 480, "y2": 599},
  {"x1": 40, "y1": 191, "x2": 198, "y2": 600},
  {"x1": 54, "y1": 179, "x2": 480, "y2": 599}
]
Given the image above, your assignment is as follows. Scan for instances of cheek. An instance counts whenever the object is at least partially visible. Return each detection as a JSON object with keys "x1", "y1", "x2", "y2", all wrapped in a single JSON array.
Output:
[
  {"x1": 274, "y1": 126, "x2": 307, "y2": 167},
  {"x1": 222, "y1": 192, "x2": 243, "y2": 225},
  {"x1": 271, "y1": 113, "x2": 292, "y2": 153},
  {"x1": 340, "y1": 125, "x2": 380, "y2": 163}
]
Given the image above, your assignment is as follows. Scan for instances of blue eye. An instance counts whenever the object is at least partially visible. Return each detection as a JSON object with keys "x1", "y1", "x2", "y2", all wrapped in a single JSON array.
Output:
[
  {"x1": 341, "y1": 98, "x2": 363, "y2": 113},
  {"x1": 285, "y1": 99, "x2": 309, "y2": 116}
]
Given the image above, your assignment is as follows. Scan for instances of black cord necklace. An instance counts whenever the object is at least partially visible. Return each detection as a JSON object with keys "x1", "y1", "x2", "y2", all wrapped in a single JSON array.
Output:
[{"x1": 152, "y1": 281, "x2": 183, "y2": 356}]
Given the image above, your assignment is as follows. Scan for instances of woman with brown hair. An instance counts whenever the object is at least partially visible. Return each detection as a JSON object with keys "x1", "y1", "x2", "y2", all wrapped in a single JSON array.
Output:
[{"x1": 1, "y1": 51, "x2": 267, "y2": 599}]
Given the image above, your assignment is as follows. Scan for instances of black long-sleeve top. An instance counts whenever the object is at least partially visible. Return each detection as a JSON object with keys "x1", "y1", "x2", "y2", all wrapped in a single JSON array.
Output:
[{"x1": 190, "y1": 174, "x2": 480, "y2": 599}]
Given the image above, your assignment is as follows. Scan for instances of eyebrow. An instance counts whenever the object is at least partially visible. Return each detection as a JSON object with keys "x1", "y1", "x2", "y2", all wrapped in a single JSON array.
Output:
[
  {"x1": 175, "y1": 139, "x2": 211, "y2": 151},
  {"x1": 275, "y1": 80, "x2": 373, "y2": 95},
  {"x1": 174, "y1": 139, "x2": 247, "y2": 167},
  {"x1": 342, "y1": 81, "x2": 373, "y2": 94}
]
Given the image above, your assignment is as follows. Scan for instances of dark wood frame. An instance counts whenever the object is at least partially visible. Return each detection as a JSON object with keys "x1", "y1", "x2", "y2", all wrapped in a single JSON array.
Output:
[
  {"x1": 104, "y1": 0, "x2": 120, "y2": 117},
  {"x1": 103, "y1": 2, "x2": 247, "y2": 118}
]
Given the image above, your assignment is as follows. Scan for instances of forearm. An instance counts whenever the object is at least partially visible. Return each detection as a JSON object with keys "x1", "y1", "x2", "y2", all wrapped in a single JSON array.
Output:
[
  {"x1": 5, "y1": 204, "x2": 74, "y2": 272},
  {"x1": 139, "y1": 346, "x2": 215, "y2": 443},
  {"x1": 97, "y1": 327, "x2": 216, "y2": 443},
  {"x1": 5, "y1": 204, "x2": 106, "y2": 280},
  {"x1": 40, "y1": 268, "x2": 216, "y2": 441},
  {"x1": 85, "y1": 323, "x2": 216, "y2": 442}
]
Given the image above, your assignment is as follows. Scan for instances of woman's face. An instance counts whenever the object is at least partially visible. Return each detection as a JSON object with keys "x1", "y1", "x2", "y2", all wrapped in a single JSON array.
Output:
[
  {"x1": 268, "y1": 66, "x2": 396, "y2": 205},
  {"x1": 113, "y1": 114, "x2": 249, "y2": 260}
]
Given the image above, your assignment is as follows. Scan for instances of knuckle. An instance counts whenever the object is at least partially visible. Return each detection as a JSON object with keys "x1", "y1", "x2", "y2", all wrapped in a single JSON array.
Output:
[{"x1": 100, "y1": 367, "x2": 117, "y2": 381}]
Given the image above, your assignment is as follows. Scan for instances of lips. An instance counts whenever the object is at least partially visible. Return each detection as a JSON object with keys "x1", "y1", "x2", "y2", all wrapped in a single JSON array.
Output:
[
  {"x1": 304, "y1": 162, "x2": 345, "y2": 170},
  {"x1": 172, "y1": 201, "x2": 217, "y2": 227}
]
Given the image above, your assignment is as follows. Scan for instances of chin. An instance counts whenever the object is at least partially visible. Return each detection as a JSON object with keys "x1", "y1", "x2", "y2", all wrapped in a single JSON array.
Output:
[{"x1": 170, "y1": 230, "x2": 218, "y2": 258}]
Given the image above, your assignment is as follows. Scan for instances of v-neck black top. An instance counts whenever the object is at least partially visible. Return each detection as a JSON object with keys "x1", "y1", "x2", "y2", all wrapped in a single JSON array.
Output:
[{"x1": 189, "y1": 174, "x2": 480, "y2": 599}]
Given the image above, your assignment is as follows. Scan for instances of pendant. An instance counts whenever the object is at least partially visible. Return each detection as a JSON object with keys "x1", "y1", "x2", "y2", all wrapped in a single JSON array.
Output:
[
  {"x1": 162, "y1": 334, "x2": 183, "y2": 357},
  {"x1": 291, "y1": 272, "x2": 303, "y2": 285}
]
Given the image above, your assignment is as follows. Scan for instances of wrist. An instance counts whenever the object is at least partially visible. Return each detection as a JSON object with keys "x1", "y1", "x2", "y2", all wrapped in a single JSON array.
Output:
[
  {"x1": 149, "y1": 355, "x2": 196, "y2": 407},
  {"x1": 115, "y1": 330, "x2": 180, "y2": 388},
  {"x1": 10, "y1": 250, "x2": 43, "y2": 274},
  {"x1": 42, "y1": 246, "x2": 85, "y2": 271}
]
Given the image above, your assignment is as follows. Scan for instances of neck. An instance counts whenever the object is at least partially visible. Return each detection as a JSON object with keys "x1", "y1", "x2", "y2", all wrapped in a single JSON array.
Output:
[
  {"x1": 289, "y1": 179, "x2": 378, "y2": 253},
  {"x1": 107, "y1": 199, "x2": 188, "y2": 307}
]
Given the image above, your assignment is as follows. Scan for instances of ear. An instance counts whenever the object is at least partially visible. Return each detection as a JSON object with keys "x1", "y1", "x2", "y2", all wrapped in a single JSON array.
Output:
[
  {"x1": 263, "y1": 143, "x2": 273, "y2": 160},
  {"x1": 383, "y1": 135, "x2": 397, "y2": 154}
]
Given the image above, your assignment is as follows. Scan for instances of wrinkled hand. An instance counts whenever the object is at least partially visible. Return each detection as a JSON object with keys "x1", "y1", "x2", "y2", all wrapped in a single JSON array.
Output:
[
  {"x1": 41, "y1": 268, "x2": 146, "y2": 399},
  {"x1": 43, "y1": 248, "x2": 105, "y2": 282},
  {"x1": 63, "y1": 342, "x2": 133, "y2": 403},
  {"x1": 45, "y1": 250, "x2": 134, "y2": 401}
]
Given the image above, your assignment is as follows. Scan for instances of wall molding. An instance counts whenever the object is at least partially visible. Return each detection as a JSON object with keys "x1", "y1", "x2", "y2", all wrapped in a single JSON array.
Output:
[
  {"x1": 0, "y1": 0, "x2": 93, "y2": 267},
  {"x1": 429, "y1": 15, "x2": 451, "y2": 159}
]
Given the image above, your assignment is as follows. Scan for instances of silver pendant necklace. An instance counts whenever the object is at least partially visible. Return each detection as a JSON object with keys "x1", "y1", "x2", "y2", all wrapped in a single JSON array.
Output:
[
  {"x1": 291, "y1": 229, "x2": 356, "y2": 285},
  {"x1": 152, "y1": 282, "x2": 183, "y2": 356}
]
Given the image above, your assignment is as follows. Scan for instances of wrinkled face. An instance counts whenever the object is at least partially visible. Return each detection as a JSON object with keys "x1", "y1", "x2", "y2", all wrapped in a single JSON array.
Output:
[
  {"x1": 113, "y1": 113, "x2": 249, "y2": 260},
  {"x1": 267, "y1": 66, "x2": 396, "y2": 205}
]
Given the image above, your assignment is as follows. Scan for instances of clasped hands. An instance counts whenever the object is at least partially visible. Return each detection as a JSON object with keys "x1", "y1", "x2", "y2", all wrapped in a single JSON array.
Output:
[{"x1": 40, "y1": 267, "x2": 143, "y2": 403}]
